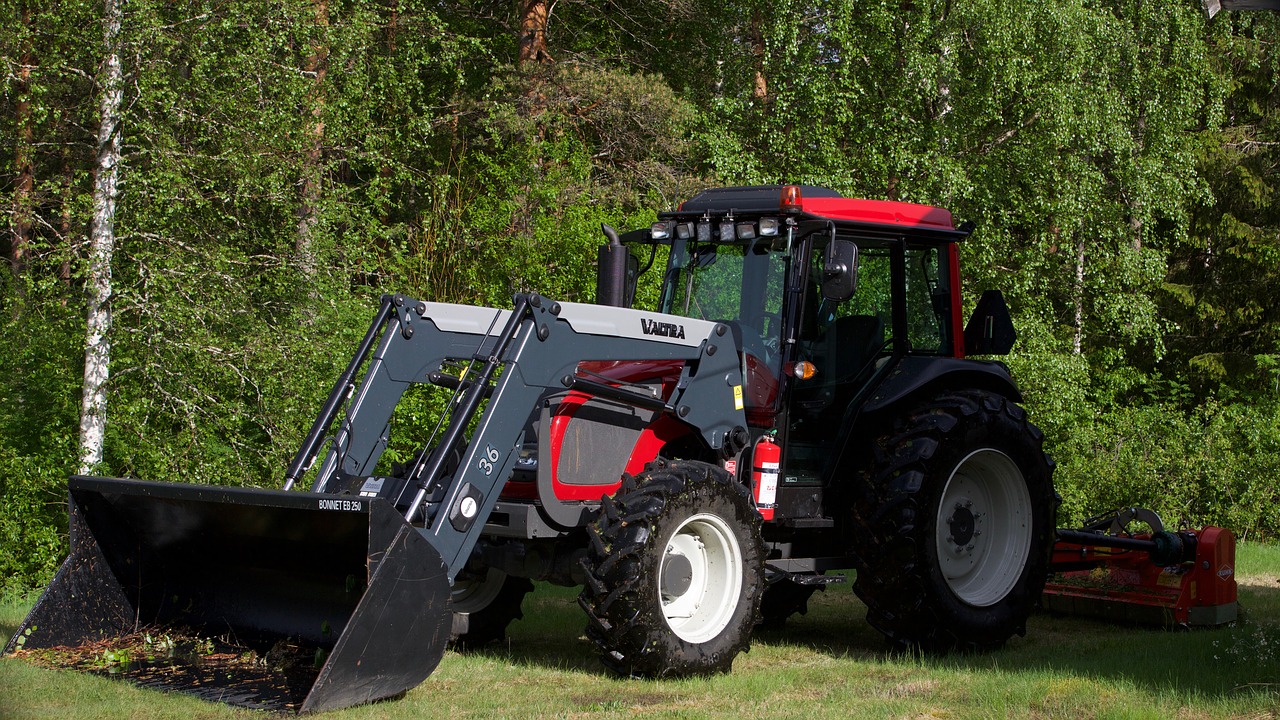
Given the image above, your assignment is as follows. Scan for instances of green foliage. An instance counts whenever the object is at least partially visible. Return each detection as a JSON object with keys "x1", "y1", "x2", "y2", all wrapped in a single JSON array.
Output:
[
  {"x1": 1051, "y1": 399, "x2": 1280, "y2": 539},
  {"x1": 458, "y1": 64, "x2": 704, "y2": 304},
  {"x1": 1166, "y1": 12, "x2": 1280, "y2": 399},
  {"x1": 0, "y1": 449, "x2": 68, "y2": 598},
  {"x1": 0, "y1": 274, "x2": 87, "y2": 595},
  {"x1": 1, "y1": 0, "x2": 1279, "y2": 595}
]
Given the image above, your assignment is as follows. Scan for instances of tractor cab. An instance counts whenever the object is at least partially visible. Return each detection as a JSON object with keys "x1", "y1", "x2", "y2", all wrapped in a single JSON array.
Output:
[
  {"x1": 651, "y1": 219, "x2": 789, "y2": 423},
  {"x1": 603, "y1": 189, "x2": 962, "y2": 408},
  {"x1": 599, "y1": 184, "x2": 1015, "y2": 515}
]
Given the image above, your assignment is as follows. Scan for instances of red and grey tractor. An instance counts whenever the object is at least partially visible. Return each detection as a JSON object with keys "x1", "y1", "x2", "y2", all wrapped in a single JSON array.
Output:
[{"x1": 6, "y1": 185, "x2": 1235, "y2": 712}]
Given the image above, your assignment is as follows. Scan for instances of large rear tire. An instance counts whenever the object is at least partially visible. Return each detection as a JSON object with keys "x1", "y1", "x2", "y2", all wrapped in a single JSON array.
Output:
[
  {"x1": 578, "y1": 459, "x2": 766, "y2": 676},
  {"x1": 850, "y1": 390, "x2": 1057, "y2": 651}
]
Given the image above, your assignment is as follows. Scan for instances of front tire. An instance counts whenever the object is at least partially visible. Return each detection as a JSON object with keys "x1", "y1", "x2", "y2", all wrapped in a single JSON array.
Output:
[
  {"x1": 850, "y1": 390, "x2": 1057, "y2": 651},
  {"x1": 578, "y1": 459, "x2": 765, "y2": 676}
]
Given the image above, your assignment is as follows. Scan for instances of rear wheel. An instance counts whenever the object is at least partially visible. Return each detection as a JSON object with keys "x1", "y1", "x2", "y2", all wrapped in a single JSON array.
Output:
[
  {"x1": 579, "y1": 460, "x2": 765, "y2": 676},
  {"x1": 850, "y1": 390, "x2": 1057, "y2": 651},
  {"x1": 450, "y1": 568, "x2": 533, "y2": 648}
]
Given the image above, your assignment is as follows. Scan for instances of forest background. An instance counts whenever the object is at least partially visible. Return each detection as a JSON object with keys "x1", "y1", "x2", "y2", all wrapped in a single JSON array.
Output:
[{"x1": 0, "y1": 0, "x2": 1277, "y2": 596}]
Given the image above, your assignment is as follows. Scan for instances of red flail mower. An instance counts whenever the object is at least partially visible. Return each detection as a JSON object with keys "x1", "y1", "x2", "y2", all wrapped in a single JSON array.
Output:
[{"x1": 1045, "y1": 508, "x2": 1237, "y2": 627}]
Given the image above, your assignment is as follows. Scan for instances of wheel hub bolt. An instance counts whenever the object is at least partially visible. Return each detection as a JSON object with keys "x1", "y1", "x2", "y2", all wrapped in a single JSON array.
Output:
[{"x1": 947, "y1": 504, "x2": 977, "y2": 547}]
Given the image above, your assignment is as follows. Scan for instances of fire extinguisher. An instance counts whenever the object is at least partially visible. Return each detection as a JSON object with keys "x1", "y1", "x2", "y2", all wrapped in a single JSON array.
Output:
[{"x1": 752, "y1": 433, "x2": 781, "y2": 521}]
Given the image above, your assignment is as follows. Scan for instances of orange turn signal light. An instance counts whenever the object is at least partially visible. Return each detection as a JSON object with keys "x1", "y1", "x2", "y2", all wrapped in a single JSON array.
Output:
[{"x1": 787, "y1": 361, "x2": 817, "y2": 380}]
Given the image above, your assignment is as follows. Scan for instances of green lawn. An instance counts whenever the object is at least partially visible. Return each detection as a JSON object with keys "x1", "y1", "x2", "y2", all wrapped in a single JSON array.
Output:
[{"x1": 2, "y1": 543, "x2": 1278, "y2": 719}]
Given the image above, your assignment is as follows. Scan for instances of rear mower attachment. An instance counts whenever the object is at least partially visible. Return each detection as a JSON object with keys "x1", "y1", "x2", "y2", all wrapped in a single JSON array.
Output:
[{"x1": 1043, "y1": 508, "x2": 1237, "y2": 628}]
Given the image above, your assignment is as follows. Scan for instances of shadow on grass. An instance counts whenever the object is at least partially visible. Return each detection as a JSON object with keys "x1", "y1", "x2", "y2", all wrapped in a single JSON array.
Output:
[
  {"x1": 466, "y1": 581, "x2": 897, "y2": 674},
  {"x1": 463, "y1": 578, "x2": 1280, "y2": 702},
  {"x1": 793, "y1": 578, "x2": 1280, "y2": 702},
  {"x1": 460, "y1": 580, "x2": 894, "y2": 677},
  {"x1": 456, "y1": 584, "x2": 605, "y2": 675}
]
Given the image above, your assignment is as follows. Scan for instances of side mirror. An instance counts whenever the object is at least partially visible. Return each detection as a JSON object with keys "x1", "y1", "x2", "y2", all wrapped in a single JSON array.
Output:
[
  {"x1": 822, "y1": 233, "x2": 858, "y2": 303},
  {"x1": 596, "y1": 224, "x2": 640, "y2": 307},
  {"x1": 963, "y1": 290, "x2": 1017, "y2": 355}
]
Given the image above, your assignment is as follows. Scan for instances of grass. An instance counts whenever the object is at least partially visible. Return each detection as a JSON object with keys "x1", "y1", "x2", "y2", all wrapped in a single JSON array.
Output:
[{"x1": 2, "y1": 544, "x2": 1279, "y2": 719}]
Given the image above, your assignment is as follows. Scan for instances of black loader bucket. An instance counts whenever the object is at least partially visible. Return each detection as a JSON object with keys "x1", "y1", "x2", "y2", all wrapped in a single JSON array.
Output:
[{"x1": 4, "y1": 476, "x2": 452, "y2": 713}]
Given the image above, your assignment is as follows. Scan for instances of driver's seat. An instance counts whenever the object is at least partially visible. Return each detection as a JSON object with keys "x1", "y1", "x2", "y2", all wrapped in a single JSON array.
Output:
[{"x1": 819, "y1": 314, "x2": 884, "y2": 385}]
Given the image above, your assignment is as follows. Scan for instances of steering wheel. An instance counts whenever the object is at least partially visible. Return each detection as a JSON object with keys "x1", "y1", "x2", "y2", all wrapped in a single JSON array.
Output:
[
  {"x1": 724, "y1": 320, "x2": 773, "y2": 366},
  {"x1": 760, "y1": 312, "x2": 782, "y2": 356}
]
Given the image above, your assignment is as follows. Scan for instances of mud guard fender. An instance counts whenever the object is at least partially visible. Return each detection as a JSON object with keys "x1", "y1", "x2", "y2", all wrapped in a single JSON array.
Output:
[{"x1": 860, "y1": 356, "x2": 1022, "y2": 417}]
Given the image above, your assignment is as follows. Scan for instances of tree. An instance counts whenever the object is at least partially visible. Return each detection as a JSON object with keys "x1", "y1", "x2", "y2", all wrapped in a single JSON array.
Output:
[
  {"x1": 296, "y1": 0, "x2": 330, "y2": 277},
  {"x1": 7, "y1": 0, "x2": 34, "y2": 282},
  {"x1": 79, "y1": 0, "x2": 125, "y2": 473},
  {"x1": 1165, "y1": 10, "x2": 1280, "y2": 398},
  {"x1": 519, "y1": 0, "x2": 551, "y2": 65}
]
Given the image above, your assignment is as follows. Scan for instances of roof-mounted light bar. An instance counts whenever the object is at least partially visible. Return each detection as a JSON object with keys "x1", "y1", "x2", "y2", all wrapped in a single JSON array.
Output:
[{"x1": 651, "y1": 213, "x2": 783, "y2": 243}]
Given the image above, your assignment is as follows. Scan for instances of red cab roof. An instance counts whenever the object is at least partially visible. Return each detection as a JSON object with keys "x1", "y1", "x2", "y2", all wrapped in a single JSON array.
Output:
[
  {"x1": 672, "y1": 185, "x2": 959, "y2": 234},
  {"x1": 800, "y1": 197, "x2": 955, "y2": 231}
]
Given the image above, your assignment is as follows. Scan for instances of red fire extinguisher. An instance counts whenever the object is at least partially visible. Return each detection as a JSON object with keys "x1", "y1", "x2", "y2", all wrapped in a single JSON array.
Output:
[{"x1": 752, "y1": 434, "x2": 781, "y2": 521}]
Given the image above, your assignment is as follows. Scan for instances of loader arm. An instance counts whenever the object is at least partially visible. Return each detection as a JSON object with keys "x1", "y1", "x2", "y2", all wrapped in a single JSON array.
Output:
[
  {"x1": 5, "y1": 293, "x2": 749, "y2": 714},
  {"x1": 301, "y1": 293, "x2": 748, "y2": 580}
]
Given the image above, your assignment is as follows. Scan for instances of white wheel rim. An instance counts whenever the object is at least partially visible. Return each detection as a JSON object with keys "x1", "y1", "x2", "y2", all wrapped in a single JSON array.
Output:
[
  {"x1": 451, "y1": 568, "x2": 505, "y2": 614},
  {"x1": 659, "y1": 513, "x2": 743, "y2": 644},
  {"x1": 934, "y1": 449, "x2": 1032, "y2": 607}
]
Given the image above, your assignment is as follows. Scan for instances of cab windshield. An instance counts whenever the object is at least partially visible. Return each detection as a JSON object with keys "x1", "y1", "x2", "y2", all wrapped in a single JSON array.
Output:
[{"x1": 657, "y1": 240, "x2": 788, "y2": 373}]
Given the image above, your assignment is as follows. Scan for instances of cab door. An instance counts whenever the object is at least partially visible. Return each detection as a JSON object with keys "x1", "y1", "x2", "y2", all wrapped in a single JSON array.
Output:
[
  {"x1": 780, "y1": 240, "x2": 894, "y2": 489},
  {"x1": 778, "y1": 237, "x2": 953, "y2": 516}
]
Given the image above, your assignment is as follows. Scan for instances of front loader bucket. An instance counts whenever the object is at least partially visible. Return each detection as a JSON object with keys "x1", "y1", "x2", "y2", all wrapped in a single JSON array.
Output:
[{"x1": 5, "y1": 476, "x2": 452, "y2": 713}]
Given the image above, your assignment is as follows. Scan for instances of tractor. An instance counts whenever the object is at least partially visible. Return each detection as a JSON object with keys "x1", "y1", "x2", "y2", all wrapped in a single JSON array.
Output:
[{"x1": 9, "y1": 185, "x2": 1230, "y2": 713}]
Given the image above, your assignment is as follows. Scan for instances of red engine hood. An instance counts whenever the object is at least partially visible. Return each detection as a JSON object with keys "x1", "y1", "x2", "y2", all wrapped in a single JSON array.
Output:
[{"x1": 576, "y1": 359, "x2": 685, "y2": 387}]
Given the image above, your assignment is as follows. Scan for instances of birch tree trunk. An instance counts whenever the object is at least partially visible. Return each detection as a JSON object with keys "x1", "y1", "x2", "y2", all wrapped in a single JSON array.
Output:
[
  {"x1": 9, "y1": 0, "x2": 35, "y2": 281},
  {"x1": 79, "y1": 0, "x2": 124, "y2": 473},
  {"x1": 296, "y1": 0, "x2": 329, "y2": 277},
  {"x1": 1072, "y1": 236, "x2": 1086, "y2": 356}
]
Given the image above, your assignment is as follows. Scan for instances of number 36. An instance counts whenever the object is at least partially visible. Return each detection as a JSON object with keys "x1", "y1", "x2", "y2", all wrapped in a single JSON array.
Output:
[{"x1": 477, "y1": 445, "x2": 500, "y2": 476}]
